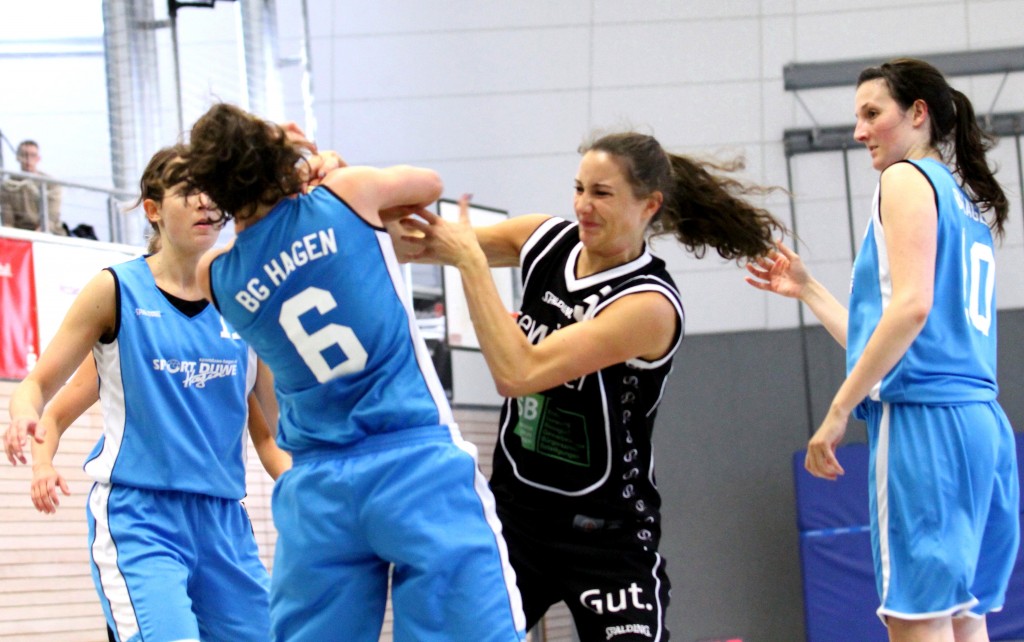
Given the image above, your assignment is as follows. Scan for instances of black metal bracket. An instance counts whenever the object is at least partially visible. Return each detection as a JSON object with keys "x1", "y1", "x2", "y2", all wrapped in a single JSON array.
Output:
[
  {"x1": 784, "y1": 47, "x2": 1024, "y2": 91},
  {"x1": 168, "y1": 0, "x2": 236, "y2": 18}
]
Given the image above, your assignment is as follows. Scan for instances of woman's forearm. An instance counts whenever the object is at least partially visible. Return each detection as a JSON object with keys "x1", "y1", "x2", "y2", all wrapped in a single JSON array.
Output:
[
  {"x1": 800, "y1": 278, "x2": 849, "y2": 348},
  {"x1": 455, "y1": 246, "x2": 535, "y2": 397}
]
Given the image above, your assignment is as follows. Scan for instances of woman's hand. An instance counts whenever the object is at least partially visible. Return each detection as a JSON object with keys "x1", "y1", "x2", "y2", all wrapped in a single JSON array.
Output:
[
  {"x1": 4, "y1": 417, "x2": 44, "y2": 466},
  {"x1": 278, "y1": 122, "x2": 347, "y2": 192},
  {"x1": 300, "y1": 151, "x2": 347, "y2": 192},
  {"x1": 280, "y1": 121, "x2": 316, "y2": 154},
  {"x1": 804, "y1": 406, "x2": 848, "y2": 480},
  {"x1": 30, "y1": 462, "x2": 71, "y2": 514},
  {"x1": 744, "y1": 240, "x2": 811, "y2": 300},
  {"x1": 396, "y1": 194, "x2": 483, "y2": 268},
  {"x1": 308, "y1": 150, "x2": 347, "y2": 188}
]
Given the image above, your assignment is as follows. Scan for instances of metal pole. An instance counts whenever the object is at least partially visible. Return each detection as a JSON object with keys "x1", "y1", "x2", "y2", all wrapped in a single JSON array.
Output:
[
  {"x1": 1016, "y1": 134, "x2": 1024, "y2": 230},
  {"x1": 38, "y1": 183, "x2": 50, "y2": 234},
  {"x1": 240, "y1": 0, "x2": 265, "y2": 114},
  {"x1": 841, "y1": 147, "x2": 857, "y2": 261},
  {"x1": 785, "y1": 154, "x2": 816, "y2": 436},
  {"x1": 108, "y1": 195, "x2": 121, "y2": 244},
  {"x1": 169, "y1": 1, "x2": 185, "y2": 134},
  {"x1": 102, "y1": 0, "x2": 136, "y2": 196},
  {"x1": 0, "y1": 128, "x2": 20, "y2": 169},
  {"x1": 299, "y1": 0, "x2": 317, "y2": 137}
]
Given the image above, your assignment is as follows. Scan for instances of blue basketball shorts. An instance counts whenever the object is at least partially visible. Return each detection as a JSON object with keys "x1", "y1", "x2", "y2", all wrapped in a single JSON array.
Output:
[
  {"x1": 87, "y1": 483, "x2": 271, "y2": 642},
  {"x1": 863, "y1": 401, "x2": 1019, "y2": 622},
  {"x1": 270, "y1": 427, "x2": 526, "y2": 642}
]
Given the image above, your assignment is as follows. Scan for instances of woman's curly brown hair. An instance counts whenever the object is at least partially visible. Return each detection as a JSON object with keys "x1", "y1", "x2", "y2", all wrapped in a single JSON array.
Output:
[{"x1": 186, "y1": 103, "x2": 306, "y2": 223}]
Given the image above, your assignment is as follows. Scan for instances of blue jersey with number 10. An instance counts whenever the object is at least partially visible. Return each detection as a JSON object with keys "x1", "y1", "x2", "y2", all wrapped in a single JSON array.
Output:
[
  {"x1": 848, "y1": 158, "x2": 998, "y2": 404},
  {"x1": 209, "y1": 187, "x2": 453, "y2": 455}
]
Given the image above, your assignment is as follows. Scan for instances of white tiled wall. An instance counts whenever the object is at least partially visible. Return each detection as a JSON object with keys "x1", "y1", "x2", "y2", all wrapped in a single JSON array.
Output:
[
  {"x1": 1, "y1": 0, "x2": 1021, "y2": 333},
  {"x1": 0, "y1": 55, "x2": 111, "y2": 187},
  {"x1": 305, "y1": 0, "x2": 1024, "y2": 335}
]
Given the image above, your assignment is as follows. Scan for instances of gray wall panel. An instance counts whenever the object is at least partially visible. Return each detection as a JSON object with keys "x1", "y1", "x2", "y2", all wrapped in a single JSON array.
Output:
[{"x1": 998, "y1": 310, "x2": 1024, "y2": 424}]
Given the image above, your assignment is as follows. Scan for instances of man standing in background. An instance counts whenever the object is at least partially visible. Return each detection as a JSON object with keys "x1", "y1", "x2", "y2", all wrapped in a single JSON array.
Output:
[{"x1": 1, "y1": 140, "x2": 65, "y2": 235}]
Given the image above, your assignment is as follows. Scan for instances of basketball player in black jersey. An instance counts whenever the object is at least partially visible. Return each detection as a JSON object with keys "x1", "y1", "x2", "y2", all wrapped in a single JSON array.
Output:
[{"x1": 399, "y1": 132, "x2": 784, "y2": 641}]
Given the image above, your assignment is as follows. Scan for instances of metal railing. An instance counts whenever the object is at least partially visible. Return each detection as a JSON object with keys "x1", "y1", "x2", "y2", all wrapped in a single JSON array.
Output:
[{"x1": 0, "y1": 168, "x2": 141, "y2": 244}]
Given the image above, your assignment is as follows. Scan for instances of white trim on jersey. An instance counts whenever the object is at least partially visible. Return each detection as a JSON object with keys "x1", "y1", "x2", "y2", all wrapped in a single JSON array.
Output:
[
  {"x1": 240, "y1": 347, "x2": 258, "y2": 470},
  {"x1": 646, "y1": 450, "x2": 658, "y2": 489},
  {"x1": 875, "y1": 402, "x2": 893, "y2": 613},
  {"x1": 647, "y1": 364, "x2": 673, "y2": 419},
  {"x1": 244, "y1": 347, "x2": 257, "y2": 394},
  {"x1": 89, "y1": 483, "x2": 138, "y2": 642},
  {"x1": 563, "y1": 242, "x2": 653, "y2": 293},
  {"x1": 868, "y1": 184, "x2": 890, "y2": 401},
  {"x1": 86, "y1": 342, "x2": 126, "y2": 483},
  {"x1": 591, "y1": 281, "x2": 685, "y2": 370},
  {"x1": 376, "y1": 229, "x2": 455, "y2": 426},
  {"x1": 447, "y1": 425, "x2": 527, "y2": 633},
  {"x1": 521, "y1": 218, "x2": 576, "y2": 293},
  {"x1": 650, "y1": 552, "x2": 666, "y2": 642}
]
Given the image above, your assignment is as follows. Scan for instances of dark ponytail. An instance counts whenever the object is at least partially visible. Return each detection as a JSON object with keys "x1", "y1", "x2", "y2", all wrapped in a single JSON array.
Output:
[
  {"x1": 949, "y1": 89, "x2": 1009, "y2": 234},
  {"x1": 661, "y1": 154, "x2": 784, "y2": 260},
  {"x1": 580, "y1": 132, "x2": 785, "y2": 261}
]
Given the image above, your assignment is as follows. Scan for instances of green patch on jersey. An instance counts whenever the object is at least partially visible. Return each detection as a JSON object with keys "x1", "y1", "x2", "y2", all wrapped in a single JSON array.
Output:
[{"x1": 514, "y1": 393, "x2": 590, "y2": 466}]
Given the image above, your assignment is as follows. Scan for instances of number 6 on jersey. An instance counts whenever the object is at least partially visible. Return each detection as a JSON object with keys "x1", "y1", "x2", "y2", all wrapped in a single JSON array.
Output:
[{"x1": 279, "y1": 286, "x2": 368, "y2": 382}]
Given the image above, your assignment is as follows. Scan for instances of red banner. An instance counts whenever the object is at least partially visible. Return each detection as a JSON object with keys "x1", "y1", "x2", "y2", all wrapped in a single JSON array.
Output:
[{"x1": 0, "y1": 237, "x2": 39, "y2": 379}]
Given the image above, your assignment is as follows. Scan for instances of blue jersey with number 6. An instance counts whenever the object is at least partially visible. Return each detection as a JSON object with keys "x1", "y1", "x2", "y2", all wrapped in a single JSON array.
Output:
[
  {"x1": 848, "y1": 158, "x2": 998, "y2": 404},
  {"x1": 209, "y1": 187, "x2": 453, "y2": 454}
]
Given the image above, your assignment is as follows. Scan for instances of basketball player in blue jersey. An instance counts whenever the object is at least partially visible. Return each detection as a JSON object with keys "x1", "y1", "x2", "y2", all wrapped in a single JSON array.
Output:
[
  {"x1": 4, "y1": 145, "x2": 291, "y2": 642},
  {"x1": 746, "y1": 58, "x2": 1018, "y2": 642},
  {"x1": 398, "y1": 132, "x2": 785, "y2": 641},
  {"x1": 184, "y1": 102, "x2": 526, "y2": 642}
]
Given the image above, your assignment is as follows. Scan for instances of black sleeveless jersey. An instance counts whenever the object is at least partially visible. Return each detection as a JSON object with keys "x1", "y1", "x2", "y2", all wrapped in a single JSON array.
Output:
[{"x1": 490, "y1": 217, "x2": 684, "y2": 547}]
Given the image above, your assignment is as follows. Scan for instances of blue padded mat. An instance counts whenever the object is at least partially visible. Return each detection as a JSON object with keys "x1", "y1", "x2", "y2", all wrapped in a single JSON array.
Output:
[{"x1": 794, "y1": 433, "x2": 1024, "y2": 641}]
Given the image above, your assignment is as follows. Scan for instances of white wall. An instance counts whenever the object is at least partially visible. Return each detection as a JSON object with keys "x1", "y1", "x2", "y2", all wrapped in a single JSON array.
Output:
[
  {"x1": 304, "y1": 0, "x2": 1024, "y2": 334},
  {"x1": 2, "y1": 3, "x2": 1022, "y2": 640},
  {"x1": 0, "y1": 1, "x2": 108, "y2": 186},
  {"x1": 1, "y1": 0, "x2": 1021, "y2": 319},
  {"x1": 0, "y1": 0, "x2": 280, "y2": 244}
]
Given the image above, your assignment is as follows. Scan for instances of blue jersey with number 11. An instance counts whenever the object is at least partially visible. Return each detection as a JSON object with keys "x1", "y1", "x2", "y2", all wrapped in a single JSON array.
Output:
[
  {"x1": 848, "y1": 158, "x2": 998, "y2": 404},
  {"x1": 209, "y1": 187, "x2": 453, "y2": 455}
]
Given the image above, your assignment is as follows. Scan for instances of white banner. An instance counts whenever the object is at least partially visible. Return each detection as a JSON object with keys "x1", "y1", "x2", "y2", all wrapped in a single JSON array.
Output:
[
  {"x1": 32, "y1": 236, "x2": 141, "y2": 355},
  {"x1": 438, "y1": 199, "x2": 515, "y2": 349}
]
